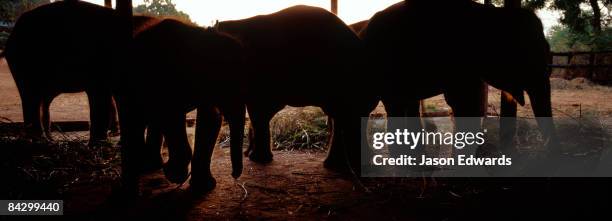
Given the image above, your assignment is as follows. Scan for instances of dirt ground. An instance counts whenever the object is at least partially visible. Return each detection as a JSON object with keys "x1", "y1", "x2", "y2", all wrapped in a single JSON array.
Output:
[
  {"x1": 0, "y1": 58, "x2": 90, "y2": 122},
  {"x1": 2, "y1": 59, "x2": 612, "y2": 220}
]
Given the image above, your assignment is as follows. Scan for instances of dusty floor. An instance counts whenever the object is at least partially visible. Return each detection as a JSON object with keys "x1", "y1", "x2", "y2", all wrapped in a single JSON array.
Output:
[
  {"x1": 64, "y1": 149, "x2": 370, "y2": 220},
  {"x1": 2, "y1": 59, "x2": 612, "y2": 220}
]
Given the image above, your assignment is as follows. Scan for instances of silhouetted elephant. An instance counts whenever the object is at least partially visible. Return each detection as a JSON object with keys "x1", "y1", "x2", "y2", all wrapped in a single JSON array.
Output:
[
  {"x1": 2, "y1": 1, "x2": 151, "y2": 145},
  {"x1": 218, "y1": 5, "x2": 378, "y2": 172},
  {"x1": 126, "y1": 19, "x2": 246, "y2": 193},
  {"x1": 361, "y1": 0, "x2": 557, "y2": 155}
]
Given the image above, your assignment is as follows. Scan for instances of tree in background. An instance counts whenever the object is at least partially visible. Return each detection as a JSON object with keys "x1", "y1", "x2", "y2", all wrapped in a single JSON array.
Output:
[
  {"x1": 479, "y1": 0, "x2": 611, "y2": 51},
  {"x1": 0, "y1": 0, "x2": 50, "y2": 22},
  {"x1": 547, "y1": 25, "x2": 612, "y2": 51},
  {"x1": 524, "y1": 0, "x2": 612, "y2": 51},
  {"x1": 133, "y1": 0, "x2": 192, "y2": 24},
  {"x1": 526, "y1": 0, "x2": 610, "y2": 34},
  {"x1": 1, "y1": 0, "x2": 50, "y2": 49}
]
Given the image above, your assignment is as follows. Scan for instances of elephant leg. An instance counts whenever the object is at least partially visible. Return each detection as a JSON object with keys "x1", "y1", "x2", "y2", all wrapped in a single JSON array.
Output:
[
  {"x1": 500, "y1": 90, "x2": 518, "y2": 155},
  {"x1": 139, "y1": 123, "x2": 163, "y2": 173},
  {"x1": 108, "y1": 97, "x2": 120, "y2": 137},
  {"x1": 160, "y1": 112, "x2": 192, "y2": 184},
  {"x1": 443, "y1": 82, "x2": 489, "y2": 178},
  {"x1": 21, "y1": 91, "x2": 45, "y2": 141},
  {"x1": 246, "y1": 104, "x2": 283, "y2": 163},
  {"x1": 245, "y1": 124, "x2": 255, "y2": 156},
  {"x1": 221, "y1": 103, "x2": 246, "y2": 179},
  {"x1": 383, "y1": 98, "x2": 423, "y2": 157},
  {"x1": 191, "y1": 106, "x2": 222, "y2": 193},
  {"x1": 336, "y1": 114, "x2": 369, "y2": 176},
  {"x1": 525, "y1": 77, "x2": 559, "y2": 155},
  {"x1": 444, "y1": 81, "x2": 485, "y2": 157},
  {"x1": 86, "y1": 90, "x2": 113, "y2": 145},
  {"x1": 115, "y1": 95, "x2": 146, "y2": 194},
  {"x1": 41, "y1": 94, "x2": 56, "y2": 140},
  {"x1": 349, "y1": 99, "x2": 380, "y2": 176},
  {"x1": 323, "y1": 116, "x2": 351, "y2": 172}
]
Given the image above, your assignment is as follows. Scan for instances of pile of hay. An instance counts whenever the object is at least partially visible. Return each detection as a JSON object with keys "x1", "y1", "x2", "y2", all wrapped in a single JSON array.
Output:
[
  {"x1": 270, "y1": 107, "x2": 329, "y2": 151},
  {"x1": 0, "y1": 118, "x2": 120, "y2": 199}
]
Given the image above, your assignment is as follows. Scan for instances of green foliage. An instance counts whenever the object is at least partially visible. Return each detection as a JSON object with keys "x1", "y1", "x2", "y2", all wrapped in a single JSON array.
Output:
[
  {"x1": 0, "y1": 120, "x2": 120, "y2": 199},
  {"x1": 520, "y1": 0, "x2": 612, "y2": 52},
  {"x1": 548, "y1": 25, "x2": 612, "y2": 51},
  {"x1": 0, "y1": 0, "x2": 49, "y2": 49},
  {"x1": 524, "y1": 0, "x2": 611, "y2": 34},
  {"x1": 133, "y1": 0, "x2": 192, "y2": 24},
  {"x1": 552, "y1": 0, "x2": 592, "y2": 34},
  {"x1": 270, "y1": 107, "x2": 329, "y2": 151},
  {"x1": 480, "y1": 0, "x2": 547, "y2": 8},
  {"x1": 0, "y1": 0, "x2": 50, "y2": 22}
]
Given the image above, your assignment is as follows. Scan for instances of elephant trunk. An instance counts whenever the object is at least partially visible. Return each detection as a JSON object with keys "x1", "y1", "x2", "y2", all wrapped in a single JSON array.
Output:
[
  {"x1": 499, "y1": 90, "x2": 518, "y2": 154},
  {"x1": 228, "y1": 104, "x2": 246, "y2": 179}
]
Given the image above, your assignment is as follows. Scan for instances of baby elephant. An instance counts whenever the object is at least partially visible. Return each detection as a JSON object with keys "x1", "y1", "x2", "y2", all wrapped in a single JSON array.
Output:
[
  {"x1": 125, "y1": 19, "x2": 246, "y2": 193},
  {"x1": 362, "y1": 0, "x2": 557, "y2": 155},
  {"x1": 218, "y1": 5, "x2": 378, "y2": 173},
  {"x1": 3, "y1": 1, "x2": 157, "y2": 146},
  {"x1": 3, "y1": 1, "x2": 122, "y2": 144}
]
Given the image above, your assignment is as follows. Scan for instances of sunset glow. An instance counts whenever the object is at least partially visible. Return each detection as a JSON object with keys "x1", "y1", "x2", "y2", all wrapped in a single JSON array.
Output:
[
  {"x1": 85, "y1": 0, "x2": 403, "y2": 26},
  {"x1": 84, "y1": 0, "x2": 559, "y2": 33}
]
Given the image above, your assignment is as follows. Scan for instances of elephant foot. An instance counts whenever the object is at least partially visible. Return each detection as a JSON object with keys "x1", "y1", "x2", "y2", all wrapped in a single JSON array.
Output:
[
  {"x1": 189, "y1": 175, "x2": 216, "y2": 195},
  {"x1": 36, "y1": 137, "x2": 53, "y2": 145},
  {"x1": 27, "y1": 131, "x2": 53, "y2": 145},
  {"x1": 88, "y1": 131, "x2": 110, "y2": 147},
  {"x1": 163, "y1": 157, "x2": 191, "y2": 184},
  {"x1": 249, "y1": 150, "x2": 273, "y2": 164}
]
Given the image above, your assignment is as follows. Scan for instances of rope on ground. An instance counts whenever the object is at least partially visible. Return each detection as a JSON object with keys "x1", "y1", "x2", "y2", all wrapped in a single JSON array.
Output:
[
  {"x1": 175, "y1": 172, "x2": 191, "y2": 190},
  {"x1": 235, "y1": 180, "x2": 248, "y2": 201}
]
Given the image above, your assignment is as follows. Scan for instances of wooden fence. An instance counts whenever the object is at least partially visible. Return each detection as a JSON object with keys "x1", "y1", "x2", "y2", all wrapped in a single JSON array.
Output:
[{"x1": 549, "y1": 50, "x2": 612, "y2": 81}]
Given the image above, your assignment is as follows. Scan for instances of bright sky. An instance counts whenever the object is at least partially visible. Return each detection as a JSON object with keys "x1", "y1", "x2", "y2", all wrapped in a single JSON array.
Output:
[{"x1": 85, "y1": 0, "x2": 560, "y2": 33}]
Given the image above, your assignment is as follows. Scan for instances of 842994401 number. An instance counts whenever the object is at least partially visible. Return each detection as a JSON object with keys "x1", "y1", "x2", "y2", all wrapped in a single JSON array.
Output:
[{"x1": 0, "y1": 200, "x2": 63, "y2": 215}]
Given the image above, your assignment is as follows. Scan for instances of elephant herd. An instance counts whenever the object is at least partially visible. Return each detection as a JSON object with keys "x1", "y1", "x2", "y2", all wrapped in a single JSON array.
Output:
[{"x1": 2, "y1": 0, "x2": 557, "y2": 194}]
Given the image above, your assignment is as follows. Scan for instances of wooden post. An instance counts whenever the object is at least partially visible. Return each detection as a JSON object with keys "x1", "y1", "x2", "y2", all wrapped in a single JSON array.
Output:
[
  {"x1": 116, "y1": 0, "x2": 133, "y2": 20},
  {"x1": 114, "y1": 0, "x2": 136, "y2": 193},
  {"x1": 331, "y1": 0, "x2": 338, "y2": 15},
  {"x1": 588, "y1": 52, "x2": 595, "y2": 80},
  {"x1": 104, "y1": 0, "x2": 112, "y2": 8},
  {"x1": 116, "y1": 0, "x2": 133, "y2": 39}
]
